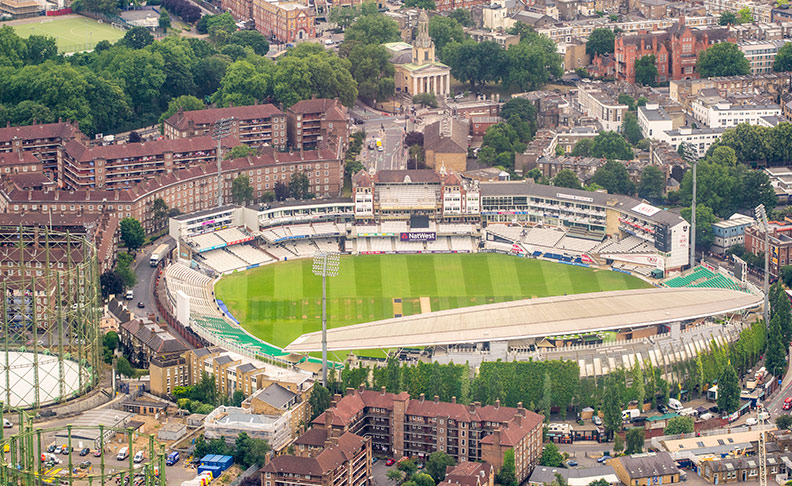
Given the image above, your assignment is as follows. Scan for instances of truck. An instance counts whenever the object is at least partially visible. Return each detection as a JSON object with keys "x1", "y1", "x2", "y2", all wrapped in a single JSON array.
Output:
[
  {"x1": 150, "y1": 244, "x2": 169, "y2": 267},
  {"x1": 166, "y1": 452, "x2": 180, "y2": 466},
  {"x1": 621, "y1": 409, "x2": 640, "y2": 421}
]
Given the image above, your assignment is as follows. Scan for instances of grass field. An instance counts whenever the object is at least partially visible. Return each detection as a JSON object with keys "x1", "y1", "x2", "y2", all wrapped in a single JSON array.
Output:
[
  {"x1": 12, "y1": 17, "x2": 125, "y2": 53},
  {"x1": 215, "y1": 253, "x2": 651, "y2": 355}
]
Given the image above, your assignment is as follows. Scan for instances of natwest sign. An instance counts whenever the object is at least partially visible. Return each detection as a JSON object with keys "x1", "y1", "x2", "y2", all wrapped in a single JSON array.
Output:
[{"x1": 400, "y1": 232, "x2": 436, "y2": 242}]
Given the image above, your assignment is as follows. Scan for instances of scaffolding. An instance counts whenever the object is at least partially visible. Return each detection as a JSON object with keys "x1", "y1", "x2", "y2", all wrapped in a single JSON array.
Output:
[
  {"x1": 0, "y1": 407, "x2": 167, "y2": 486},
  {"x1": 0, "y1": 225, "x2": 102, "y2": 411}
]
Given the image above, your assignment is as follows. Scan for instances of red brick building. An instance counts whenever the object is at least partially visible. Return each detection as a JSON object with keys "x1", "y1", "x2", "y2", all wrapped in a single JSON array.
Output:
[
  {"x1": 615, "y1": 17, "x2": 734, "y2": 83},
  {"x1": 252, "y1": 0, "x2": 315, "y2": 44},
  {"x1": 163, "y1": 104, "x2": 287, "y2": 150},
  {"x1": 260, "y1": 431, "x2": 372, "y2": 486},
  {"x1": 287, "y1": 98, "x2": 349, "y2": 151},
  {"x1": 434, "y1": 0, "x2": 488, "y2": 12},
  {"x1": 744, "y1": 220, "x2": 792, "y2": 278},
  {"x1": 312, "y1": 387, "x2": 543, "y2": 484}
]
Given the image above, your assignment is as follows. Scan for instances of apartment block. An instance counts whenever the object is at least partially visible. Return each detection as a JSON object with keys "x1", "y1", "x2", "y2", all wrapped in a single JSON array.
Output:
[
  {"x1": 0, "y1": 121, "x2": 84, "y2": 185},
  {"x1": 576, "y1": 85, "x2": 629, "y2": 132},
  {"x1": 745, "y1": 220, "x2": 792, "y2": 278},
  {"x1": 286, "y1": 99, "x2": 348, "y2": 151},
  {"x1": 163, "y1": 104, "x2": 287, "y2": 150},
  {"x1": 739, "y1": 40, "x2": 790, "y2": 75},
  {"x1": 150, "y1": 354, "x2": 189, "y2": 397},
  {"x1": 260, "y1": 431, "x2": 372, "y2": 486},
  {"x1": 659, "y1": 127, "x2": 725, "y2": 158},
  {"x1": 312, "y1": 386, "x2": 543, "y2": 483},
  {"x1": 693, "y1": 102, "x2": 781, "y2": 129}
]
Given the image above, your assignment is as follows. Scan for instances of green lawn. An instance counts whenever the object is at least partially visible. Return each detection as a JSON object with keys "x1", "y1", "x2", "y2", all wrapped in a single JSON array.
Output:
[
  {"x1": 215, "y1": 253, "x2": 651, "y2": 354},
  {"x1": 12, "y1": 16, "x2": 125, "y2": 53}
]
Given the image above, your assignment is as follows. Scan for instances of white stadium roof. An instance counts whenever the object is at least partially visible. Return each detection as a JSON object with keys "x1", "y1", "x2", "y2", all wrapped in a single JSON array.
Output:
[{"x1": 284, "y1": 288, "x2": 761, "y2": 352}]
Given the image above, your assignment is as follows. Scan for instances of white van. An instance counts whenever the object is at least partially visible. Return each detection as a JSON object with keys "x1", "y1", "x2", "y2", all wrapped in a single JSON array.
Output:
[
  {"x1": 668, "y1": 398, "x2": 683, "y2": 411},
  {"x1": 117, "y1": 447, "x2": 129, "y2": 460},
  {"x1": 133, "y1": 450, "x2": 144, "y2": 463},
  {"x1": 125, "y1": 290, "x2": 134, "y2": 300}
]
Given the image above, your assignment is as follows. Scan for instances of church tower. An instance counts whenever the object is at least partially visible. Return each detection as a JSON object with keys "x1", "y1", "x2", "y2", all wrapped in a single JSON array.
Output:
[{"x1": 412, "y1": 10, "x2": 436, "y2": 66}]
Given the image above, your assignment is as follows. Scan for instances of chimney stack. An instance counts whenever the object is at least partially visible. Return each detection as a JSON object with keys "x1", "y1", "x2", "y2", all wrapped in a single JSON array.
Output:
[
  {"x1": 420, "y1": 393, "x2": 425, "y2": 403},
  {"x1": 434, "y1": 395, "x2": 439, "y2": 403},
  {"x1": 358, "y1": 384, "x2": 365, "y2": 393},
  {"x1": 381, "y1": 386, "x2": 387, "y2": 396},
  {"x1": 495, "y1": 399, "x2": 500, "y2": 409},
  {"x1": 345, "y1": 387, "x2": 355, "y2": 396},
  {"x1": 451, "y1": 397, "x2": 457, "y2": 404}
]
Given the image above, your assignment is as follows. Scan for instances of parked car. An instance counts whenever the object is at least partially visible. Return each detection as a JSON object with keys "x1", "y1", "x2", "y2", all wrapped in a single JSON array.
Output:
[
  {"x1": 2, "y1": 418, "x2": 11, "y2": 428},
  {"x1": 53, "y1": 446, "x2": 63, "y2": 454},
  {"x1": 566, "y1": 460, "x2": 578, "y2": 467},
  {"x1": 657, "y1": 404, "x2": 669, "y2": 414},
  {"x1": 137, "y1": 302, "x2": 145, "y2": 309},
  {"x1": 79, "y1": 448, "x2": 90, "y2": 456},
  {"x1": 47, "y1": 445, "x2": 56, "y2": 453},
  {"x1": 79, "y1": 461, "x2": 91, "y2": 469},
  {"x1": 61, "y1": 446, "x2": 70, "y2": 455},
  {"x1": 386, "y1": 459, "x2": 395, "y2": 466},
  {"x1": 372, "y1": 457, "x2": 378, "y2": 464},
  {"x1": 592, "y1": 416, "x2": 602, "y2": 426},
  {"x1": 746, "y1": 417, "x2": 758, "y2": 426},
  {"x1": 597, "y1": 454, "x2": 610, "y2": 464},
  {"x1": 93, "y1": 450, "x2": 102, "y2": 458}
]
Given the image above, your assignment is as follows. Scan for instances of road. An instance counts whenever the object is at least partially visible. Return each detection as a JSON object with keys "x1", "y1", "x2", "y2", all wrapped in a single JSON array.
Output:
[{"x1": 350, "y1": 102, "x2": 408, "y2": 172}]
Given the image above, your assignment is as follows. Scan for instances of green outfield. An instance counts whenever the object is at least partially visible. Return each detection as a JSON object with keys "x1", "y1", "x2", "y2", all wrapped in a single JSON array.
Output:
[
  {"x1": 12, "y1": 16, "x2": 125, "y2": 53},
  {"x1": 215, "y1": 253, "x2": 651, "y2": 354}
]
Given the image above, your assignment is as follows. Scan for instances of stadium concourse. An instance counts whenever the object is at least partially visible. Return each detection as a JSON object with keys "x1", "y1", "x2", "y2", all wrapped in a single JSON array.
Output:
[{"x1": 160, "y1": 170, "x2": 760, "y2": 373}]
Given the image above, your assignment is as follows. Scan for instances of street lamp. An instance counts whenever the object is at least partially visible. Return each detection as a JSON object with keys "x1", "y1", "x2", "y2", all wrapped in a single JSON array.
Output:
[
  {"x1": 212, "y1": 118, "x2": 234, "y2": 208},
  {"x1": 681, "y1": 142, "x2": 698, "y2": 269},
  {"x1": 756, "y1": 204, "x2": 770, "y2": 325},
  {"x1": 312, "y1": 252, "x2": 340, "y2": 386}
]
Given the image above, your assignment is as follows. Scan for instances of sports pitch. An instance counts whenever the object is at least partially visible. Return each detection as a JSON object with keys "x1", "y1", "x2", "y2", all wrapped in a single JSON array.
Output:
[
  {"x1": 215, "y1": 253, "x2": 651, "y2": 352},
  {"x1": 11, "y1": 16, "x2": 125, "y2": 53}
]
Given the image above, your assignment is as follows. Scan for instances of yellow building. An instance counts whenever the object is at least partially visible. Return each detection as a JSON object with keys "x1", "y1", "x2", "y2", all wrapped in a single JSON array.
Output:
[{"x1": 388, "y1": 10, "x2": 451, "y2": 98}]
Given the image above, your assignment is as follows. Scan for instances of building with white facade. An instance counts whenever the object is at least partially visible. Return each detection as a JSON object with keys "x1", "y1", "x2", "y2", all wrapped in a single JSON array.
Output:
[
  {"x1": 637, "y1": 104, "x2": 674, "y2": 139},
  {"x1": 576, "y1": 84, "x2": 629, "y2": 132},
  {"x1": 739, "y1": 40, "x2": 790, "y2": 75},
  {"x1": 694, "y1": 102, "x2": 781, "y2": 128},
  {"x1": 660, "y1": 127, "x2": 726, "y2": 158}
]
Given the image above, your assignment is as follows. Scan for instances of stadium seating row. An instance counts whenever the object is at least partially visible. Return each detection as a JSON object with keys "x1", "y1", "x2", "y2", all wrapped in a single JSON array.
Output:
[{"x1": 164, "y1": 263, "x2": 221, "y2": 318}]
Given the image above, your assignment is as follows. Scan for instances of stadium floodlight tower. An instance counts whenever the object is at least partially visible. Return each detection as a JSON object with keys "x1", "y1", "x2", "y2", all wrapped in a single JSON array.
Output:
[
  {"x1": 680, "y1": 142, "x2": 698, "y2": 269},
  {"x1": 212, "y1": 117, "x2": 235, "y2": 208},
  {"x1": 755, "y1": 204, "x2": 770, "y2": 326},
  {"x1": 312, "y1": 252, "x2": 340, "y2": 386}
]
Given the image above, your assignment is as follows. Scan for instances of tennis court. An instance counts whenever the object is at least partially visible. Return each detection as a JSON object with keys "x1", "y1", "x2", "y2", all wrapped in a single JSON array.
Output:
[{"x1": 11, "y1": 16, "x2": 125, "y2": 53}]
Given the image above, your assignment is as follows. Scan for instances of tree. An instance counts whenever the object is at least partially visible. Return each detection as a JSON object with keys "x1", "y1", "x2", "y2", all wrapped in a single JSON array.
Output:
[
  {"x1": 719, "y1": 11, "x2": 738, "y2": 25},
  {"x1": 24, "y1": 35, "x2": 57, "y2": 65},
  {"x1": 737, "y1": 7, "x2": 753, "y2": 23},
  {"x1": 103, "y1": 331, "x2": 119, "y2": 351},
  {"x1": 625, "y1": 428, "x2": 644, "y2": 454},
  {"x1": 116, "y1": 252, "x2": 137, "y2": 288},
  {"x1": 621, "y1": 112, "x2": 643, "y2": 146},
  {"x1": 120, "y1": 218, "x2": 145, "y2": 250},
  {"x1": 403, "y1": 0, "x2": 435, "y2": 8},
  {"x1": 717, "y1": 361, "x2": 741, "y2": 414},
  {"x1": 122, "y1": 27, "x2": 154, "y2": 49},
  {"x1": 775, "y1": 42, "x2": 792, "y2": 72},
  {"x1": 664, "y1": 416, "x2": 695, "y2": 435},
  {"x1": 697, "y1": 43, "x2": 751, "y2": 78},
  {"x1": 571, "y1": 138, "x2": 593, "y2": 157},
  {"x1": 426, "y1": 451, "x2": 456, "y2": 483},
  {"x1": 504, "y1": 33, "x2": 563, "y2": 91},
  {"x1": 497, "y1": 449, "x2": 517, "y2": 486},
  {"x1": 540, "y1": 443, "x2": 564, "y2": 467},
  {"x1": 412, "y1": 93, "x2": 438, "y2": 108},
  {"x1": 289, "y1": 172, "x2": 313, "y2": 200},
  {"x1": 638, "y1": 166, "x2": 665, "y2": 202},
  {"x1": 681, "y1": 204, "x2": 717, "y2": 250},
  {"x1": 442, "y1": 40, "x2": 507, "y2": 88},
  {"x1": 613, "y1": 434, "x2": 624, "y2": 454},
  {"x1": 344, "y1": 13, "x2": 401, "y2": 46},
  {"x1": 501, "y1": 97, "x2": 537, "y2": 127},
  {"x1": 774, "y1": 284, "x2": 792, "y2": 343},
  {"x1": 553, "y1": 169, "x2": 582, "y2": 189},
  {"x1": 591, "y1": 132, "x2": 634, "y2": 161},
  {"x1": 387, "y1": 470, "x2": 403, "y2": 482},
  {"x1": 159, "y1": 9, "x2": 172, "y2": 32},
  {"x1": 413, "y1": 473, "x2": 434, "y2": 486},
  {"x1": 274, "y1": 181, "x2": 289, "y2": 201},
  {"x1": 229, "y1": 30, "x2": 269, "y2": 56},
  {"x1": 100, "y1": 270, "x2": 125, "y2": 298},
  {"x1": 591, "y1": 160, "x2": 636, "y2": 195},
  {"x1": 618, "y1": 94, "x2": 636, "y2": 111},
  {"x1": 602, "y1": 374, "x2": 624, "y2": 434},
  {"x1": 634, "y1": 55, "x2": 657, "y2": 86},
  {"x1": 148, "y1": 198, "x2": 170, "y2": 233},
  {"x1": 346, "y1": 43, "x2": 395, "y2": 104},
  {"x1": 398, "y1": 459, "x2": 418, "y2": 480},
  {"x1": 449, "y1": 9, "x2": 473, "y2": 27},
  {"x1": 117, "y1": 356, "x2": 134, "y2": 378},
  {"x1": 776, "y1": 414, "x2": 792, "y2": 430},
  {"x1": 234, "y1": 432, "x2": 271, "y2": 468},
  {"x1": 586, "y1": 28, "x2": 615, "y2": 56},
  {"x1": 428, "y1": 16, "x2": 465, "y2": 53},
  {"x1": 309, "y1": 385, "x2": 331, "y2": 420},
  {"x1": 766, "y1": 316, "x2": 787, "y2": 379}
]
